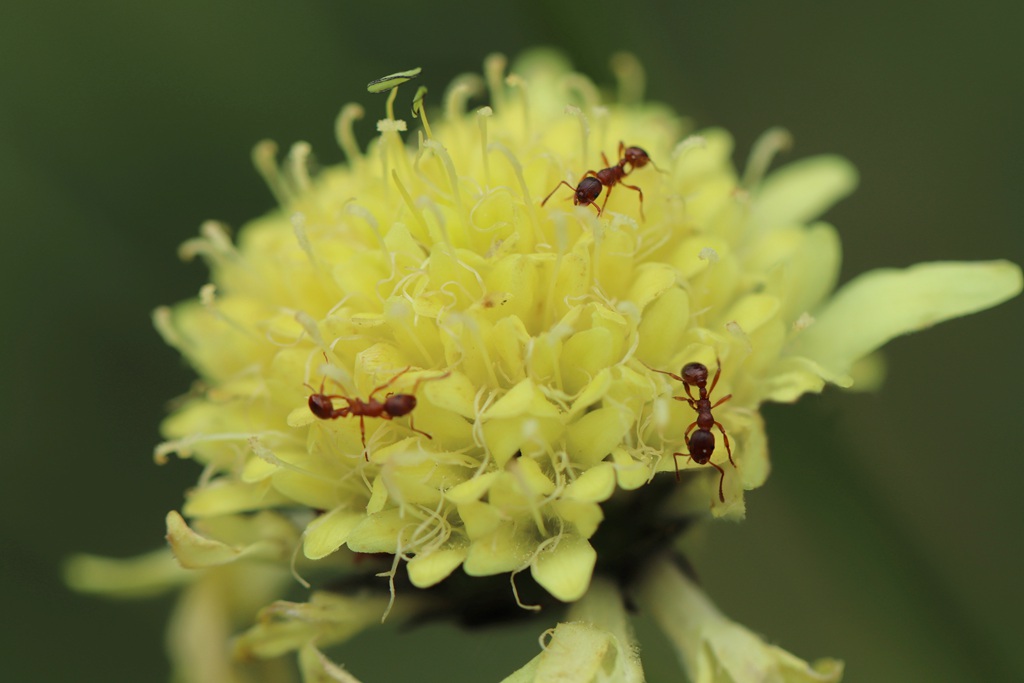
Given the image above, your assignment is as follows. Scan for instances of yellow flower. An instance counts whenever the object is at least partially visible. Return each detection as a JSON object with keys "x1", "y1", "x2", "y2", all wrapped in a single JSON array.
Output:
[{"x1": 68, "y1": 49, "x2": 1021, "y2": 682}]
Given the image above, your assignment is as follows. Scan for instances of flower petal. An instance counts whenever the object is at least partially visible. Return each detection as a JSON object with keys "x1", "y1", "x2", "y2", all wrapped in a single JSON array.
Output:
[
  {"x1": 566, "y1": 407, "x2": 632, "y2": 468},
  {"x1": 791, "y1": 260, "x2": 1023, "y2": 381},
  {"x1": 406, "y1": 545, "x2": 468, "y2": 588},
  {"x1": 303, "y1": 507, "x2": 364, "y2": 560},
  {"x1": 500, "y1": 623, "x2": 620, "y2": 683},
  {"x1": 563, "y1": 462, "x2": 617, "y2": 503},
  {"x1": 530, "y1": 534, "x2": 596, "y2": 602},
  {"x1": 502, "y1": 577, "x2": 643, "y2": 683},
  {"x1": 298, "y1": 643, "x2": 365, "y2": 683},
  {"x1": 636, "y1": 556, "x2": 843, "y2": 683},
  {"x1": 234, "y1": 592, "x2": 393, "y2": 659},
  {"x1": 166, "y1": 510, "x2": 244, "y2": 568},
  {"x1": 64, "y1": 549, "x2": 187, "y2": 598},
  {"x1": 751, "y1": 155, "x2": 858, "y2": 232},
  {"x1": 464, "y1": 522, "x2": 530, "y2": 575},
  {"x1": 183, "y1": 478, "x2": 292, "y2": 517}
]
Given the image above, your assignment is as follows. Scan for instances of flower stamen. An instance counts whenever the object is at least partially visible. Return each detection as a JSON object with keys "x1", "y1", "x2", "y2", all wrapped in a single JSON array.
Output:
[
  {"x1": 476, "y1": 106, "x2": 493, "y2": 186},
  {"x1": 609, "y1": 51, "x2": 645, "y2": 105},
  {"x1": 390, "y1": 169, "x2": 432, "y2": 241},
  {"x1": 483, "y1": 53, "x2": 508, "y2": 112},
  {"x1": 411, "y1": 85, "x2": 433, "y2": 140},
  {"x1": 487, "y1": 141, "x2": 543, "y2": 247},
  {"x1": 334, "y1": 102, "x2": 365, "y2": 167},
  {"x1": 743, "y1": 126, "x2": 793, "y2": 190},
  {"x1": 422, "y1": 139, "x2": 467, "y2": 226},
  {"x1": 251, "y1": 139, "x2": 289, "y2": 205},
  {"x1": 563, "y1": 104, "x2": 591, "y2": 170},
  {"x1": 444, "y1": 73, "x2": 485, "y2": 122},
  {"x1": 285, "y1": 141, "x2": 313, "y2": 195}
]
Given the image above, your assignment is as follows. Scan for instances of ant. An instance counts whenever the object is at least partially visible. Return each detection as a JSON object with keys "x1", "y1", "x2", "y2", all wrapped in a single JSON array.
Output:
[
  {"x1": 541, "y1": 141, "x2": 661, "y2": 220},
  {"x1": 306, "y1": 364, "x2": 450, "y2": 460},
  {"x1": 645, "y1": 359, "x2": 735, "y2": 502}
]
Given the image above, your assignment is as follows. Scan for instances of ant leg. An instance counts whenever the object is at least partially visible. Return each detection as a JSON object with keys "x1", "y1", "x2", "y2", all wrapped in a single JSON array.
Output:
[
  {"x1": 408, "y1": 370, "x2": 451, "y2": 395},
  {"x1": 676, "y1": 451, "x2": 723, "y2": 501},
  {"x1": 708, "y1": 460, "x2": 726, "y2": 503},
  {"x1": 541, "y1": 180, "x2": 578, "y2": 206},
  {"x1": 673, "y1": 395, "x2": 699, "y2": 412},
  {"x1": 672, "y1": 452, "x2": 685, "y2": 481},
  {"x1": 641, "y1": 362, "x2": 684, "y2": 384},
  {"x1": 599, "y1": 185, "x2": 614, "y2": 214},
  {"x1": 367, "y1": 367, "x2": 415, "y2": 400},
  {"x1": 715, "y1": 421, "x2": 735, "y2": 467},
  {"x1": 618, "y1": 141, "x2": 626, "y2": 162},
  {"x1": 601, "y1": 151, "x2": 611, "y2": 167},
  {"x1": 708, "y1": 359, "x2": 723, "y2": 394},
  {"x1": 683, "y1": 420, "x2": 698, "y2": 440},
  {"x1": 711, "y1": 393, "x2": 733, "y2": 410},
  {"x1": 359, "y1": 415, "x2": 369, "y2": 460},
  {"x1": 406, "y1": 413, "x2": 433, "y2": 440},
  {"x1": 618, "y1": 182, "x2": 645, "y2": 221}
]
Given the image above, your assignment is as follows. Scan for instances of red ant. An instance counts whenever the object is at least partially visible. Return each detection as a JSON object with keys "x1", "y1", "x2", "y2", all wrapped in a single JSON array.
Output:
[
  {"x1": 646, "y1": 359, "x2": 735, "y2": 502},
  {"x1": 541, "y1": 141, "x2": 661, "y2": 220},
  {"x1": 306, "y1": 364, "x2": 450, "y2": 460}
]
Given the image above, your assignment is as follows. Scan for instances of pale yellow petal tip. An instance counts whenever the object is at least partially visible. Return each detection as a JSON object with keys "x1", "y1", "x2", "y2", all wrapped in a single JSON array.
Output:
[
  {"x1": 64, "y1": 548, "x2": 188, "y2": 598},
  {"x1": 299, "y1": 643, "x2": 365, "y2": 683},
  {"x1": 637, "y1": 557, "x2": 844, "y2": 683},
  {"x1": 287, "y1": 404, "x2": 315, "y2": 427},
  {"x1": 166, "y1": 510, "x2": 240, "y2": 568},
  {"x1": 501, "y1": 621, "x2": 643, "y2": 683},
  {"x1": 234, "y1": 592, "x2": 394, "y2": 661},
  {"x1": 794, "y1": 259, "x2": 1023, "y2": 379},
  {"x1": 303, "y1": 507, "x2": 362, "y2": 560},
  {"x1": 406, "y1": 546, "x2": 468, "y2": 588},
  {"x1": 753, "y1": 154, "x2": 859, "y2": 231},
  {"x1": 531, "y1": 537, "x2": 597, "y2": 602},
  {"x1": 845, "y1": 350, "x2": 887, "y2": 392},
  {"x1": 808, "y1": 659, "x2": 846, "y2": 681}
]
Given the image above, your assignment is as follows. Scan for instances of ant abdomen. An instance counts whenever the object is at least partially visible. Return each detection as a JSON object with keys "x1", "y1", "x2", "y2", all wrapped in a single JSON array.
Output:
[
  {"x1": 384, "y1": 394, "x2": 417, "y2": 418},
  {"x1": 686, "y1": 430, "x2": 715, "y2": 463},
  {"x1": 574, "y1": 177, "x2": 603, "y2": 206}
]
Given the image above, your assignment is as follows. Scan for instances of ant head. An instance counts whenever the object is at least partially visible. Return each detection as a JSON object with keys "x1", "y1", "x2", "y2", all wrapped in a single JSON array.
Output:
[
  {"x1": 623, "y1": 146, "x2": 650, "y2": 168},
  {"x1": 624, "y1": 146, "x2": 664, "y2": 174},
  {"x1": 308, "y1": 393, "x2": 336, "y2": 419},
  {"x1": 687, "y1": 429, "x2": 715, "y2": 463},
  {"x1": 680, "y1": 362, "x2": 709, "y2": 386},
  {"x1": 384, "y1": 393, "x2": 416, "y2": 417}
]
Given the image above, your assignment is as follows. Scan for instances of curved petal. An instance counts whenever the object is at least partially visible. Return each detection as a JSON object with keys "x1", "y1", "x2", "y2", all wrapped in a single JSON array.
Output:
[
  {"x1": 752, "y1": 155, "x2": 859, "y2": 232},
  {"x1": 636, "y1": 556, "x2": 844, "y2": 683},
  {"x1": 530, "y1": 535, "x2": 596, "y2": 602},
  {"x1": 791, "y1": 260, "x2": 1022, "y2": 381}
]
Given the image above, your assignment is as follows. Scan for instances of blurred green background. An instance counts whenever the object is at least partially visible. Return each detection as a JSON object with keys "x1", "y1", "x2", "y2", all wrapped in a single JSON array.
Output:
[{"x1": 2, "y1": 1, "x2": 1021, "y2": 681}]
